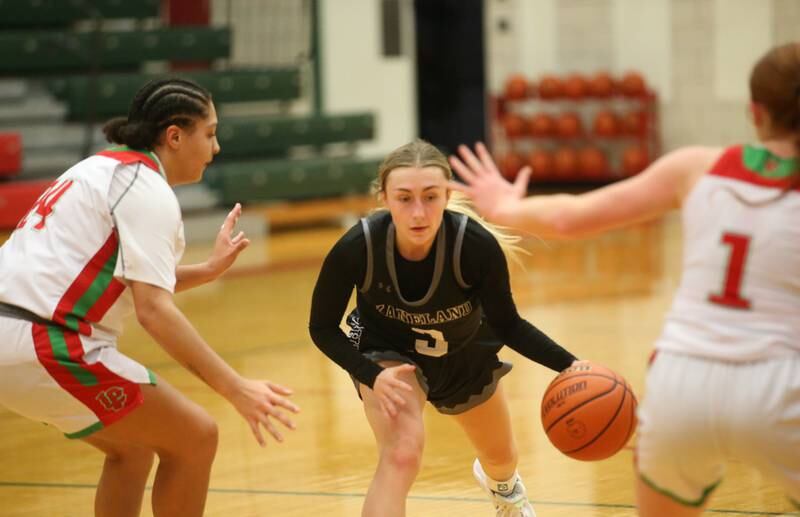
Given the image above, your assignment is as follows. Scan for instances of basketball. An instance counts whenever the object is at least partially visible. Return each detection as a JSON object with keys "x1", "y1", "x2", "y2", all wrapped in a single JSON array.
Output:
[
  {"x1": 541, "y1": 362, "x2": 637, "y2": 461},
  {"x1": 504, "y1": 74, "x2": 529, "y2": 100}
]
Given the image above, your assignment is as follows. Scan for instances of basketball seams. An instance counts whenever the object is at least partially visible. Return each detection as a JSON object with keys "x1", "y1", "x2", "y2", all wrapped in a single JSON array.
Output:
[
  {"x1": 543, "y1": 376, "x2": 621, "y2": 433},
  {"x1": 544, "y1": 371, "x2": 618, "y2": 393},
  {"x1": 562, "y1": 381, "x2": 629, "y2": 455},
  {"x1": 541, "y1": 364, "x2": 638, "y2": 461}
]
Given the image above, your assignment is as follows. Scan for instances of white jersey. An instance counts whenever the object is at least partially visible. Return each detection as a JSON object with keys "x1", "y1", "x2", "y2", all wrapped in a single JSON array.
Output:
[
  {"x1": 656, "y1": 144, "x2": 800, "y2": 361},
  {"x1": 0, "y1": 147, "x2": 185, "y2": 340}
]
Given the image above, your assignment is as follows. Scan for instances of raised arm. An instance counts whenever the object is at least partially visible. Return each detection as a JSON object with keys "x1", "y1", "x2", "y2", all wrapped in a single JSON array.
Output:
[
  {"x1": 449, "y1": 142, "x2": 721, "y2": 239},
  {"x1": 175, "y1": 203, "x2": 250, "y2": 292}
]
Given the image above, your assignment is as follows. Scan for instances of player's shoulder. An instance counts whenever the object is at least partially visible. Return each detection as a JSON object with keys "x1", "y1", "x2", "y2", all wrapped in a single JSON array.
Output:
[
  {"x1": 459, "y1": 213, "x2": 497, "y2": 245},
  {"x1": 328, "y1": 215, "x2": 371, "y2": 261},
  {"x1": 451, "y1": 212, "x2": 502, "y2": 261}
]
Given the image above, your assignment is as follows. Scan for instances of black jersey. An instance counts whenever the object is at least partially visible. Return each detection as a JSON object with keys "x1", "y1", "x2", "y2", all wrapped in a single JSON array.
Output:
[
  {"x1": 352, "y1": 210, "x2": 489, "y2": 356},
  {"x1": 309, "y1": 209, "x2": 577, "y2": 389}
]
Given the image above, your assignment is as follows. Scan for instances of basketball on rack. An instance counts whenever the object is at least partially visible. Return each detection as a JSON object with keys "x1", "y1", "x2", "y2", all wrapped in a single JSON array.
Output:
[
  {"x1": 538, "y1": 75, "x2": 564, "y2": 99},
  {"x1": 620, "y1": 71, "x2": 647, "y2": 97},
  {"x1": 564, "y1": 73, "x2": 588, "y2": 100},
  {"x1": 504, "y1": 74, "x2": 529, "y2": 100},
  {"x1": 529, "y1": 113, "x2": 556, "y2": 138},
  {"x1": 588, "y1": 71, "x2": 614, "y2": 98},
  {"x1": 527, "y1": 149, "x2": 554, "y2": 180}
]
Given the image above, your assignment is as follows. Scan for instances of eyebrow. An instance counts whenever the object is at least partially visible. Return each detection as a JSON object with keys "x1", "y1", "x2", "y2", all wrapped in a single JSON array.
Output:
[{"x1": 392, "y1": 186, "x2": 443, "y2": 193}]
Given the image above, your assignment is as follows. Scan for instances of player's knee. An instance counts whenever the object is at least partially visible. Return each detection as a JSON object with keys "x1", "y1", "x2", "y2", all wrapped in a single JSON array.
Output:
[
  {"x1": 165, "y1": 411, "x2": 219, "y2": 464},
  {"x1": 105, "y1": 445, "x2": 155, "y2": 477},
  {"x1": 188, "y1": 413, "x2": 219, "y2": 462},
  {"x1": 384, "y1": 436, "x2": 424, "y2": 473}
]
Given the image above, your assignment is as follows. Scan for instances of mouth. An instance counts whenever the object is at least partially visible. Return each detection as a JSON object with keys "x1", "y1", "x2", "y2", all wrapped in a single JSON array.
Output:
[{"x1": 410, "y1": 226, "x2": 428, "y2": 234}]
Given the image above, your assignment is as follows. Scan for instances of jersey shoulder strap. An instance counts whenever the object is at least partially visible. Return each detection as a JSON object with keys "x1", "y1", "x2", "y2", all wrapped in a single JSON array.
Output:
[{"x1": 96, "y1": 146, "x2": 161, "y2": 175}]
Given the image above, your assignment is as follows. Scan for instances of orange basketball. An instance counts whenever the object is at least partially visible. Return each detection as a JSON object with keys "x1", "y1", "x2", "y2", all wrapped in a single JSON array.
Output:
[
  {"x1": 502, "y1": 113, "x2": 528, "y2": 139},
  {"x1": 555, "y1": 112, "x2": 583, "y2": 139},
  {"x1": 504, "y1": 74, "x2": 529, "y2": 100},
  {"x1": 538, "y1": 75, "x2": 564, "y2": 99},
  {"x1": 526, "y1": 149, "x2": 554, "y2": 180},
  {"x1": 499, "y1": 153, "x2": 525, "y2": 181},
  {"x1": 619, "y1": 71, "x2": 646, "y2": 97},
  {"x1": 541, "y1": 362, "x2": 637, "y2": 461},
  {"x1": 529, "y1": 113, "x2": 556, "y2": 138},
  {"x1": 622, "y1": 145, "x2": 649, "y2": 176},
  {"x1": 592, "y1": 110, "x2": 619, "y2": 137},
  {"x1": 563, "y1": 73, "x2": 588, "y2": 100},
  {"x1": 587, "y1": 71, "x2": 614, "y2": 98},
  {"x1": 553, "y1": 147, "x2": 578, "y2": 178},
  {"x1": 578, "y1": 147, "x2": 609, "y2": 179}
]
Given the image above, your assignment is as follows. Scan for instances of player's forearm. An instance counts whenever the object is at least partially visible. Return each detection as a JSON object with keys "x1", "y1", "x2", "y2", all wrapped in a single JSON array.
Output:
[
  {"x1": 490, "y1": 194, "x2": 582, "y2": 239},
  {"x1": 175, "y1": 263, "x2": 217, "y2": 292},
  {"x1": 136, "y1": 292, "x2": 241, "y2": 397}
]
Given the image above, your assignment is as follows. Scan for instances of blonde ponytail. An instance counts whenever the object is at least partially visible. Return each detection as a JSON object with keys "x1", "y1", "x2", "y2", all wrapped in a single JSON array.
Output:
[{"x1": 445, "y1": 190, "x2": 527, "y2": 266}]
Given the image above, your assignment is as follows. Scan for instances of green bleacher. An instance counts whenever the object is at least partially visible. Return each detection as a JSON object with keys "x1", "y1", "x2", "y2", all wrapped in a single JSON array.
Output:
[
  {"x1": 0, "y1": 27, "x2": 230, "y2": 73},
  {"x1": 47, "y1": 69, "x2": 301, "y2": 120},
  {"x1": 216, "y1": 113, "x2": 375, "y2": 159},
  {"x1": 204, "y1": 157, "x2": 381, "y2": 203},
  {"x1": 0, "y1": 0, "x2": 160, "y2": 27},
  {"x1": 3, "y1": 2, "x2": 380, "y2": 206}
]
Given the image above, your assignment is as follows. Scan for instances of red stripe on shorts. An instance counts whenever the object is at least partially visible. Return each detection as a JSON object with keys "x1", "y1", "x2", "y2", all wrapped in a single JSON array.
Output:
[{"x1": 32, "y1": 323, "x2": 145, "y2": 429}]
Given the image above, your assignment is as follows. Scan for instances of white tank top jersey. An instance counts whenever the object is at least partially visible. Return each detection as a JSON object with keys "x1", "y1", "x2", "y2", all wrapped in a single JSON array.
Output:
[
  {"x1": 0, "y1": 147, "x2": 185, "y2": 341},
  {"x1": 656, "y1": 144, "x2": 800, "y2": 361}
]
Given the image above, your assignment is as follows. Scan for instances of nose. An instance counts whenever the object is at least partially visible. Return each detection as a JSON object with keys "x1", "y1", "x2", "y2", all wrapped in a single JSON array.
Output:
[
  {"x1": 411, "y1": 199, "x2": 425, "y2": 218},
  {"x1": 213, "y1": 137, "x2": 221, "y2": 155}
]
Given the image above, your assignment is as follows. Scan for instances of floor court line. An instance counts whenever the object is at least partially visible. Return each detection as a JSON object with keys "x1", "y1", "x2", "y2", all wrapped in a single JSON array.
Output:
[{"x1": 0, "y1": 481, "x2": 795, "y2": 515}]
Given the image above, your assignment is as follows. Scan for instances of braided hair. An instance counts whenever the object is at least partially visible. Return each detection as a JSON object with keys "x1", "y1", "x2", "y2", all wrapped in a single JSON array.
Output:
[{"x1": 103, "y1": 77, "x2": 212, "y2": 150}]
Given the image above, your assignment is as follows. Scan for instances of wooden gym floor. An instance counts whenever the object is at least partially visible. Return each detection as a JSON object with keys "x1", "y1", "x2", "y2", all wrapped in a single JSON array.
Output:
[{"x1": 0, "y1": 209, "x2": 797, "y2": 516}]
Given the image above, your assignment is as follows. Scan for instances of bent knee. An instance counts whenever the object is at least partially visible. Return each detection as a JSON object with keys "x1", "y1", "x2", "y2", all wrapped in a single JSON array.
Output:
[
  {"x1": 184, "y1": 412, "x2": 219, "y2": 458},
  {"x1": 383, "y1": 437, "x2": 424, "y2": 472},
  {"x1": 103, "y1": 444, "x2": 156, "y2": 475},
  {"x1": 161, "y1": 410, "x2": 219, "y2": 463}
]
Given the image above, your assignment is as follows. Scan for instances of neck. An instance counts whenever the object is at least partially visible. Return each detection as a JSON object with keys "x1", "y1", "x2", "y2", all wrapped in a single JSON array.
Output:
[
  {"x1": 760, "y1": 139, "x2": 798, "y2": 159},
  {"x1": 395, "y1": 236, "x2": 434, "y2": 262},
  {"x1": 152, "y1": 146, "x2": 178, "y2": 185}
]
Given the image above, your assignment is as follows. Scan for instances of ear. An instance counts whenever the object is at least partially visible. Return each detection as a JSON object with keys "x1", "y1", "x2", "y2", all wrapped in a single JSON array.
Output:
[
  {"x1": 164, "y1": 125, "x2": 182, "y2": 150},
  {"x1": 749, "y1": 102, "x2": 766, "y2": 128}
]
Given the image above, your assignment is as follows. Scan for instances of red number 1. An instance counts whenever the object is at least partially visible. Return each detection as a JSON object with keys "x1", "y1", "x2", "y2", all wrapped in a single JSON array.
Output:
[
  {"x1": 16, "y1": 179, "x2": 74, "y2": 230},
  {"x1": 708, "y1": 232, "x2": 751, "y2": 310}
]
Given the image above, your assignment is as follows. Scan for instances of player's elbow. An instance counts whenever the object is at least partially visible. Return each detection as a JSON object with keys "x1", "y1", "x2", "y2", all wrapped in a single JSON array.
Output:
[
  {"x1": 543, "y1": 202, "x2": 586, "y2": 239},
  {"x1": 134, "y1": 298, "x2": 162, "y2": 330},
  {"x1": 132, "y1": 284, "x2": 174, "y2": 330}
]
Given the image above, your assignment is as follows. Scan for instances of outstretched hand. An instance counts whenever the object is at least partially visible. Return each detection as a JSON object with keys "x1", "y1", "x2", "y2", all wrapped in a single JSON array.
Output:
[
  {"x1": 227, "y1": 378, "x2": 300, "y2": 446},
  {"x1": 448, "y1": 142, "x2": 531, "y2": 221},
  {"x1": 206, "y1": 203, "x2": 251, "y2": 278},
  {"x1": 372, "y1": 363, "x2": 417, "y2": 419}
]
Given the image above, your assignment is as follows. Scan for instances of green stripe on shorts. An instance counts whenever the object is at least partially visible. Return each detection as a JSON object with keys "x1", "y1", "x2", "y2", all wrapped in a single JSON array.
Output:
[
  {"x1": 64, "y1": 421, "x2": 104, "y2": 440},
  {"x1": 46, "y1": 326, "x2": 98, "y2": 386},
  {"x1": 639, "y1": 472, "x2": 720, "y2": 507}
]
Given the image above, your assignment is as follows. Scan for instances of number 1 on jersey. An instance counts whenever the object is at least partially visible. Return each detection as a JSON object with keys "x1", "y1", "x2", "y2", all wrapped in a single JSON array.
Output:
[{"x1": 708, "y1": 232, "x2": 751, "y2": 310}]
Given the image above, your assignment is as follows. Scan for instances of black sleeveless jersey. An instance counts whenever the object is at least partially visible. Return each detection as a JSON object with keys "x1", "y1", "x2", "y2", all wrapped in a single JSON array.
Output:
[
  {"x1": 309, "y1": 209, "x2": 578, "y2": 389},
  {"x1": 351, "y1": 209, "x2": 497, "y2": 356}
]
